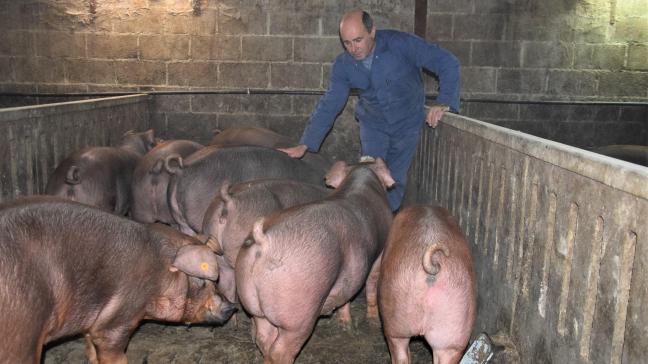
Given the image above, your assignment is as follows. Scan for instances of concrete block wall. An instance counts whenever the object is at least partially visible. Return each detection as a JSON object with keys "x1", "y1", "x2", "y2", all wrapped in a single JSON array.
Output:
[
  {"x1": 424, "y1": 0, "x2": 648, "y2": 103},
  {"x1": 0, "y1": 1, "x2": 413, "y2": 93},
  {"x1": 423, "y1": 0, "x2": 648, "y2": 147},
  {"x1": 0, "y1": 0, "x2": 645, "y2": 147}
]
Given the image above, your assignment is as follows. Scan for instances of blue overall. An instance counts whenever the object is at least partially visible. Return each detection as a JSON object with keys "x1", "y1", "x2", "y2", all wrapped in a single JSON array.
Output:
[{"x1": 300, "y1": 29, "x2": 461, "y2": 211}]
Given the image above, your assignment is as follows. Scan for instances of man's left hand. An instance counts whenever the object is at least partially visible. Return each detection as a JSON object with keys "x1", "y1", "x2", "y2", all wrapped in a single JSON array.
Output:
[{"x1": 426, "y1": 105, "x2": 450, "y2": 128}]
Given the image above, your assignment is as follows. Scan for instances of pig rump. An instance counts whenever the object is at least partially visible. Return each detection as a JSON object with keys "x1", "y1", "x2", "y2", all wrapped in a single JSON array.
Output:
[{"x1": 378, "y1": 205, "x2": 476, "y2": 364}]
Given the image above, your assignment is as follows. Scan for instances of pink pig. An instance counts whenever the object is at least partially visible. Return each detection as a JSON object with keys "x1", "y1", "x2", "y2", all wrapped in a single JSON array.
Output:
[
  {"x1": 379, "y1": 205, "x2": 476, "y2": 364},
  {"x1": 236, "y1": 158, "x2": 394, "y2": 364}
]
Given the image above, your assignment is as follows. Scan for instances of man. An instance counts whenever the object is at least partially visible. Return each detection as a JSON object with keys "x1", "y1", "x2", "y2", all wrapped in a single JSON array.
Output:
[{"x1": 280, "y1": 9, "x2": 460, "y2": 211}]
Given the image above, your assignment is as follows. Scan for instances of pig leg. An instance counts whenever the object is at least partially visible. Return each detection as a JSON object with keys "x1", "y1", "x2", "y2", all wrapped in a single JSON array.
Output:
[
  {"x1": 87, "y1": 320, "x2": 136, "y2": 364},
  {"x1": 217, "y1": 264, "x2": 240, "y2": 327},
  {"x1": 386, "y1": 336, "x2": 411, "y2": 364},
  {"x1": 84, "y1": 335, "x2": 98, "y2": 364},
  {"x1": 335, "y1": 302, "x2": 352, "y2": 330},
  {"x1": 430, "y1": 348, "x2": 463, "y2": 364},
  {"x1": 365, "y1": 253, "x2": 382, "y2": 319},
  {"x1": 217, "y1": 264, "x2": 237, "y2": 304},
  {"x1": 88, "y1": 332, "x2": 129, "y2": 364},
  {"x1": 253, "y1": 317, "x2": 279, "y2": 357},
  {"x1": 267, "y1": 325, "x2": 315, "y2": 364}
]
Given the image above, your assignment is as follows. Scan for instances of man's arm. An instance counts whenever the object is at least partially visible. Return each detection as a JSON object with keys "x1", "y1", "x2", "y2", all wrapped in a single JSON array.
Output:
[
  {"x1": 402, "y1": 33, "x2": 461, "y2": 113},
  {"x1": 278, "y1": 61, "x2": 350, "y2": 159},
  {"x1": 298, "y1": 59, "x2": 351, "y2": 152}
]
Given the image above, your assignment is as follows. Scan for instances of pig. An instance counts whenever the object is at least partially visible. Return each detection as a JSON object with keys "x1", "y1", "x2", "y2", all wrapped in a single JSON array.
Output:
[
  {"x1": 210, "y1": 127, "x2": 330, "y2": 171},
  {"x1": 378, "y1": 205, "x2": 476, "y2": 364},
  {"x1": 0, "y1": 196, "x2": 235, "y2": 364},
  {"x1": 201, "y1": 178, "x2": 330, "y2": 305},
  {"x1": 131, "y1": 139, "x2": 203, "y2": 225},
  {"x1": 45, "y1": 129, "x2": 157, "y2": 215},
  {"x1": 166, "y1": 145, "x2": 326, "y2": 236},
  {"x1": 210, "y1": 127, "x2": 293, "y2": 148},
  {"x1": 235, "y1": 158, "x2": 394, "y2": 364},
  {"x1": 590, "y1": 144, "x2": 648, "y2": 167}
]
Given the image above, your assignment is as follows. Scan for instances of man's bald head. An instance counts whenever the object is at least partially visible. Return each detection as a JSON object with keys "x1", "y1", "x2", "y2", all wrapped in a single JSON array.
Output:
[
  {"x1": 340, "y1": 9, "x2": 373, "y2": 33},
  {"x1": 339, "y1": 9, "x2": 376, "y2": 60}
]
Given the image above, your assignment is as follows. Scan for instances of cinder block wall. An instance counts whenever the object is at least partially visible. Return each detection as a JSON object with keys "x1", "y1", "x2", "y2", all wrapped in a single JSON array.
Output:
[
  {"x1": 0, "y1": 0, "x2": 646, "y2": 149},
  {"x1": 423, "y1": 0, "x2": 648, "y2": 147}
]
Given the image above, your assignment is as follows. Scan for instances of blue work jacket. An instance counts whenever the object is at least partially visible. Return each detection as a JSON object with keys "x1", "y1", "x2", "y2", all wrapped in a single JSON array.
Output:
[{"x1": 300, "y1": 29, "x2": 460, "y2": 152}]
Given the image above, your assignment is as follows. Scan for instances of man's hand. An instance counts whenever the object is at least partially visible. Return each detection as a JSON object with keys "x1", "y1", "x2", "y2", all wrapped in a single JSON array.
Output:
[
  {"x1": 277, "y1": 144, "x2": 308, "y2": 159},
  {"x1": 425, "y1": 104, "x2": 450, "y2": 128}
]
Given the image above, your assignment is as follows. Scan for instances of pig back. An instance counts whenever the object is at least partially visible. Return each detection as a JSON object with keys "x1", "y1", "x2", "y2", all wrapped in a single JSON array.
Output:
[
  {"x1": 169, "y1": 146, "x2": 327, "y2": 234},
  {"x1": 209, "y1": 127, "x2": 293, "y2": 148},
  {"x1": 265, "y1": 199, "x2": 386, "y2": 297},
  {"x1": 382, "y1": 205, "x2": 474, "y2": 287},
  {"x1": 203, "y1": 178, "x2": 330, "y2": 266},
  {"x1": 45, "y1": 146, "x2": 142, "y2": 214},
  {"x1": 210, "y1": 127, "x2": 331, "y2": 171}
]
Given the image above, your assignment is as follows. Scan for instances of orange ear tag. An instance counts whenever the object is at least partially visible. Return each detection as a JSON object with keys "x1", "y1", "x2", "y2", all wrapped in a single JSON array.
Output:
[{"x1": 200, "y1": 262, "x2": 210, "y2": 272}]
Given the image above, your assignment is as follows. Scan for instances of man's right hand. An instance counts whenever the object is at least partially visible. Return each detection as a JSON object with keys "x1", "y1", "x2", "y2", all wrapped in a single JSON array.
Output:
[{"x1": 277, "y1": 144, "x2": 308, "y2": 159}]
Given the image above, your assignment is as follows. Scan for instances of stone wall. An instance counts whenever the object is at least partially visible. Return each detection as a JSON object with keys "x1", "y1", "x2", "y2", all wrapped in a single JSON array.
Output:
[
  {"x1": 422, "y1": 0, "x2": 648, "y2": 147},
  {"x1": 0, "y1": 0, "x2": 646, "y2": 148},
  {"x1": 0, "y1": 1, "x2": 413, "y2": 94},
  {"x1": 424, "y1": 0, "x2": 648, "y2": 103}
]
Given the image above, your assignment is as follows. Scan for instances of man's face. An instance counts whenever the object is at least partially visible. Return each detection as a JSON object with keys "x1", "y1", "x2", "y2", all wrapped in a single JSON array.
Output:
[{"x1": 340, "y1": 20, "x2": 376, "y2": 61}]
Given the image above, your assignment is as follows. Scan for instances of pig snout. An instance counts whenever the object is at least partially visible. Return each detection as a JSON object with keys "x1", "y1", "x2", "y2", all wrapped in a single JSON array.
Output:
[{"x1": 203, "y1": 294, "x2": 237, "y2": 324}]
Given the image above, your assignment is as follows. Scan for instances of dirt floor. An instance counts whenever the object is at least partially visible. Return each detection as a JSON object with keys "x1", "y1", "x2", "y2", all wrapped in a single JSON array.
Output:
[{"x1": 42, "y1": 295, "x2": 435, "y2": 364}]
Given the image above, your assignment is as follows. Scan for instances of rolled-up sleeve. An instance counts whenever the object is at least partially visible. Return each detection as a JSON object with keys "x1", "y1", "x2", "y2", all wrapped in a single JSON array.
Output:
[{"x1": 299, "y1": 59, "x2": 351, "y2": 152}]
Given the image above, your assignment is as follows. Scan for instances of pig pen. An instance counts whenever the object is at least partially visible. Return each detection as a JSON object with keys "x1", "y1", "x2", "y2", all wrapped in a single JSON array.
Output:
[{"x1": 1, "y1": 94, "x2": 646, "y2": 364}]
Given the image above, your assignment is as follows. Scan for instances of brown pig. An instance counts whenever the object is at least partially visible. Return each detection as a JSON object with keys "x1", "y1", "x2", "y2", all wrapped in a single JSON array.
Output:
[
  {"x1": 209, "y1": 127, "x2": 330, "y2": 171},
  {"x1": 45, "y1": 129, "x2": 157, "y2": 215},
  {"x1": 0, "y1": 196, "x2": 235, "y2": 364},
  {"x1": 166, "y1": 145, "x2": 327, "y2": 236},
  {"x1": 378, "y1": 205, "x2": 476, "y2": 364},
  {"x1": 201, "y1": 178, "x2": 330, "y2": 305},
  {"x1": 236, "y1": 158, "x2": 394, "y2": 364}
]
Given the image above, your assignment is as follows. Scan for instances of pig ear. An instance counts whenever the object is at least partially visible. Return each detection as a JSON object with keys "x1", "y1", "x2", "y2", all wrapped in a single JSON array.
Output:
[
  {"x1": 171, "y1": 245, "x2": 219, "y2": 281},
  {"x1": 325, "y1": 161, "x2": 350, "y2": 188},
  {"x1": 143, "y1": 129, "x2": 156, "y2": 150},
  {"x1": 372, "y1": 158, "x2": 396, "y2": 189},
  {"x1": 164, "y1": 154, "x2": 183, "y2": 174},
  {"x1": 151, "y1": 159, "x2": 164, "y2": 174},
  {"x1": 195, "y1": 234, "x2": 224, "y2": 255}
]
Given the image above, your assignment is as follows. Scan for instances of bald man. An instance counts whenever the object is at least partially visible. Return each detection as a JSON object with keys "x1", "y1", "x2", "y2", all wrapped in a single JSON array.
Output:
[{"x1": 280, "y1": 9, "x2": 460, "y2": 211}]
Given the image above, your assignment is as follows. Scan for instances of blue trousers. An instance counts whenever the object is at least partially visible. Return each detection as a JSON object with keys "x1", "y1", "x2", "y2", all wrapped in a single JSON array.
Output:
[{"x1": 360, "y1": 122, "x2": 421, "y2": 211}]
